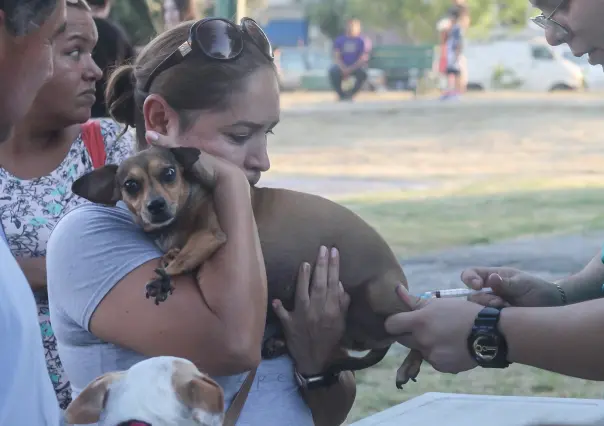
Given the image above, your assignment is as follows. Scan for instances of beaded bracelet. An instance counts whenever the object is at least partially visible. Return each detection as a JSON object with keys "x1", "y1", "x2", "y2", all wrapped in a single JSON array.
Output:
[{"x1": 555, "y1": 283, "x2": 567, "y2": 305}]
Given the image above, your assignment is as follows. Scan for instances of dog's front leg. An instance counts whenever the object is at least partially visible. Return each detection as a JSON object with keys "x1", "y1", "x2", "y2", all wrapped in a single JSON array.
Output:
[
  {"x1": 163, "y1": 228, "x2": 227, "y2": 277},
  {"x1": 146, "y1": 229, "x2": 226, "y2": 305}
]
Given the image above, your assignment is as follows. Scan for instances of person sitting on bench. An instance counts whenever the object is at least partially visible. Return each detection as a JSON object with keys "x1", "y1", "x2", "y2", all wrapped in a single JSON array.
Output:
[{"x1": 329, "y1": 19, "x2": 372, "y2": 101}]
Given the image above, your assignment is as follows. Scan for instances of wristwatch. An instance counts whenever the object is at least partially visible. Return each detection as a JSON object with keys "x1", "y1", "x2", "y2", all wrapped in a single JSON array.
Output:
[
  {"x1": 467, "y1": 307, "x2": 511, "y2": 369},
  {"x1": 294, "y1": 369, "x2": 340, "y2": 391}
]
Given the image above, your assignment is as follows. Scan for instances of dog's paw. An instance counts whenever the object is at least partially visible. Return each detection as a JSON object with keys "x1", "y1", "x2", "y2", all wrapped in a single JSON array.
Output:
[
  {"x1": 395, "y1": 350, "x2": 422, "y2": 389},
  {"x1": 145, "y1": 268, "x2": 174, "y2": 305},
  {"x1": 395, "y1": 376, "x2": 417, "y2": 390},
  {"x1": 161, "y1": 248, "x2": 181, "y2": 268}
]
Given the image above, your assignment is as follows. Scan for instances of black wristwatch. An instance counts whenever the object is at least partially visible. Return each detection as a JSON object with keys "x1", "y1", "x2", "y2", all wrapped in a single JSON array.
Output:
[
  {"x1": 467, "y1": 307, "x2": 511, "y2": 369},
  {"x1": 294, "y1": 369, "x2": 340, "y2": 391}
]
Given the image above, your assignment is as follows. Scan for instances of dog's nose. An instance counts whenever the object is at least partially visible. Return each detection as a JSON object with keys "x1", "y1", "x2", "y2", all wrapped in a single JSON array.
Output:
[{"x1": 147, "y1": 198, "x2": 167, "y2": 215}]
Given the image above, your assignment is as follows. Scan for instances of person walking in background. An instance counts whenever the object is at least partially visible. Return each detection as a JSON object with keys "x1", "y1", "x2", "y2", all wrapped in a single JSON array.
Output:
[
  {"x1": 329, "y1": 18, "x2": 372, "y2": 101},
  {"x1": 456, "y1": 1, "x2": 471, "y2": 93},
  {"x1": 442, "y1": 6, "x2": 465, "y2": 99},
  {"x1": 436, "y1": 16, "x2": 451, "y2": 92},
  {"x1": 0, "y1": 1, "x2": 67, "y2": 425}
]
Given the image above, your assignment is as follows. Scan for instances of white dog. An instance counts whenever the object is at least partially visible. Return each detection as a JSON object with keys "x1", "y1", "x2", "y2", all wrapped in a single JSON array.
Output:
[{"x1": 65, "y1": 357, "x2": 224, "y2": 426}]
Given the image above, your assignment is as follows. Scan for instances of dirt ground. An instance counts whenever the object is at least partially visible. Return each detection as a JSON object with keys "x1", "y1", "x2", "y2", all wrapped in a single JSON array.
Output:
[{"x1": 263, "y1": 92, "x2": 604, "y2": 199}]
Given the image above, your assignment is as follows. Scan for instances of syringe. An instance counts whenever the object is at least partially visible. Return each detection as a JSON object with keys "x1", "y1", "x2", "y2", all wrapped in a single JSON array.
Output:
[{"x1": 417, "y1": 287, "x2": 494, "y2": 300}]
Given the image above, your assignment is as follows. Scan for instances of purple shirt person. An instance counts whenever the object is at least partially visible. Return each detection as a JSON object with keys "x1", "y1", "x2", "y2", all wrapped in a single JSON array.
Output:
[
  {"x1": 329, "y1": 19, "x2": 372, "y2": 101},
  {"x1": 333, "y1": 33, "x2": 371, "y2": 67}
]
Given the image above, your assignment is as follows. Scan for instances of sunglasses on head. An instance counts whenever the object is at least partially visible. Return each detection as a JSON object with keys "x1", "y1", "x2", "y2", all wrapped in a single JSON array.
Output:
[
  {"x1": 143, "y1": 17, "x2": 274, "y2": 93},
  {"x1": 530, "y1": 0, "x2": 571, "y2": 43}
]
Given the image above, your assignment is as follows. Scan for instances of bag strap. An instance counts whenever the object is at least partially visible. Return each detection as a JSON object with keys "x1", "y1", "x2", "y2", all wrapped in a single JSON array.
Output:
[
  {"x1": 222, "y1": 368, "x2": 257, "y2": 426},
  {"x1": 81, "y1": 120, "x2": 106, "y2": 169}
]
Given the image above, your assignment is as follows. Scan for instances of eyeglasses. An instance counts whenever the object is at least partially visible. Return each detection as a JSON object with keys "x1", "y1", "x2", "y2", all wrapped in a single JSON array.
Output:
[
  {"x1": 143, "y1": 17, "x2": 274, "y2": 93},
  {"x1": 530, "y1": 0, "x2": 571, "y2": 42}
]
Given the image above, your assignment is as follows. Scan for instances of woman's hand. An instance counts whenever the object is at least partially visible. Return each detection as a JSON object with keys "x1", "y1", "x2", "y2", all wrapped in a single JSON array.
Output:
[
  {"x1": 145, "y1": 130, "x2": 248, "y2": 189},
  {"x1": 386, "y1": 285, "x2": 481, "y2": 374},
  {"x1": 461, "y1": 267, "x2": 565, "y2": 308},
  {"x1": 272, "y1": 246, "x2": 350, "y2": 375}
]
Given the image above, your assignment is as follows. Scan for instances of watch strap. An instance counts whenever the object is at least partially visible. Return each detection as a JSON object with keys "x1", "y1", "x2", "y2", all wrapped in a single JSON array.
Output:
[
  {"x1": 469, "y1": 307, "x2": 511, "y2": 369},
  {"x1": 294, "y1": 369, "x2": 340, "y2": 391}
]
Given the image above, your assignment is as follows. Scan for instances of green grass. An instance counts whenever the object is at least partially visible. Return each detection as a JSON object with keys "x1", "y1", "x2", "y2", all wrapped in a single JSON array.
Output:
[{"x1": 342, "y1": 182, "x2": 604, "y2": 258}]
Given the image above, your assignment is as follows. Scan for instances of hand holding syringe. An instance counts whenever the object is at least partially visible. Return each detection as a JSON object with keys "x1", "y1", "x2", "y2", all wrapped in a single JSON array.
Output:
[{"x1": 417, "y1": 287, "x2": 494, "y2": 300}]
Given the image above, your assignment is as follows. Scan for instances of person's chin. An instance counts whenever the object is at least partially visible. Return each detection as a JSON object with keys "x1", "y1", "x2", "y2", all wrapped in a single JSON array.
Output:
[
  {"x1": 588, "y1": 49, "x2": 604, "y2": 66},
  {"x1": 247, "y1": 173, "x2": 261, "y2": 187},
  {"x1": 74, "y1": 111, "x2": 92, "y2": 125}
]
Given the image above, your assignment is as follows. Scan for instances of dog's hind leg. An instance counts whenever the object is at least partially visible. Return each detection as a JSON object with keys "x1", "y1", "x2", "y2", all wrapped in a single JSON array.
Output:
[
  {"x1": 363, "y1": 272, "x2": 426, "y2": 389},
  {"x1": 396, "y1": 349, "x2": 423, "y2": 389}
]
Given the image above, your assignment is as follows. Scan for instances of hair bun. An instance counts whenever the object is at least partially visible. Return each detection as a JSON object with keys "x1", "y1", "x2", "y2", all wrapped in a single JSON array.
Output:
[{"x1": 105, "y1": 65, "x2": 137, "y2": 128}]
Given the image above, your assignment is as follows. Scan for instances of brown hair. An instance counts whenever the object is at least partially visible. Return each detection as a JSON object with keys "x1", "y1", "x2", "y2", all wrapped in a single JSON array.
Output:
[{"x1": 105, "y1": 20, "x2": 274, "y2": 150}]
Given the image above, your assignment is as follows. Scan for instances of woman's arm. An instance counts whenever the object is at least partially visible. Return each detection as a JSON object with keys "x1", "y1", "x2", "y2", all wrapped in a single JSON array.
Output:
[
  {"x1": 272, "y1": 248, "x2": 355, "y2": 425},
  {"x1": 501, "y1": 300, "x2": 604, "y2": 380},
  {"x1": 16, "y1": 257, "x2": 46, "y2": 291},
  {"x1": 47, "y1": 159, "x2": 266, "y2": 376},
  {"x1": 193, "y1": 169, "x2": 268, "y2": 362},
  {"x1": 302, "y1": 371, "x2": 356, "y2": 426},
  {"x1": 556, "y1": 252, "x2": 604, "y2": 304},
  {"x1": 385, "y1": 286, "x2": 604, "y2": 381}
]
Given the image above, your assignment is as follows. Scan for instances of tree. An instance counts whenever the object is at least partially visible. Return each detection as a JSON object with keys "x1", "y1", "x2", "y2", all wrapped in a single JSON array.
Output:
[
  {"x1": 110, "y1": 0, "x2": 158, "y2": 46},
  {"x1": 306, "y1": 0, "x2": 350, "y2": 40},
  {"x1": 333, "y1": 0, "x2": 532, "y2": 43}
]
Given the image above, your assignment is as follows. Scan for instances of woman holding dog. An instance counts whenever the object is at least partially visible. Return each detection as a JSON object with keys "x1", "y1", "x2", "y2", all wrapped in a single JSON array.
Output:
[
  {"x1": 47, "y1": 18, "x2": 355, "y2": 425},
  {"x1": 0, "y1": 0, "x2": 135, "y2": 411}
]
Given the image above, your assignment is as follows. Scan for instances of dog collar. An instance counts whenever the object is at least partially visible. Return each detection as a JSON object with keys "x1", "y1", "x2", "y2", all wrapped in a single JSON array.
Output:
[{"x1": 118, "y1": 421, "x2": 151, "y2": 426}]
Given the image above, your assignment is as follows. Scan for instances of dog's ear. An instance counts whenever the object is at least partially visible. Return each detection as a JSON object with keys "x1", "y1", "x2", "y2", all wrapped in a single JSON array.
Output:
[
  {"x1": 170, "y1": 147, "x2": 201, "y2": 171},
  {"x1": 72, "y1": 165, "x2": 121, "y2": 206},
  {"x1": 169, "y1": 147, "x2": 217, "y2": 189},
  {"x1": 172, "y1": 360, "x2": 225, "y2": 417},
  {"x1": 64, "y1": 371, "x2": 124, "y2": 424}
]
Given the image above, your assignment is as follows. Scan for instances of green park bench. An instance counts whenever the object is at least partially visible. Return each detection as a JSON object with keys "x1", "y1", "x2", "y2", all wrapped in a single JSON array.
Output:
[
  {"x1": 368, "y1": 44, "x2": 438, "y2": 95},
  {"x1": 298, "y1": 44, "x2": 438, "y2": 95}
]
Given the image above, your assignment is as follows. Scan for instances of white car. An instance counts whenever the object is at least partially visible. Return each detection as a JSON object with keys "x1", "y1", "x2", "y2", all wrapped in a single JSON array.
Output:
[
  {"x1": 551, "y1": 45, "x2": 604, "y2": 91},
  {"x1": 463, "y1": 37, "x2": 585, "y2": 92}
]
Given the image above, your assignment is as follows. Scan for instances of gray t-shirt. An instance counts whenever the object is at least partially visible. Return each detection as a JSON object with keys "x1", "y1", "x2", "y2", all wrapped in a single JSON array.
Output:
[
  {"x1": 46, "y1": 202, "x2": 313, "y2": 426},
  {"x1": 0, "y1": 239, "x2": 61, "y2": 426}
]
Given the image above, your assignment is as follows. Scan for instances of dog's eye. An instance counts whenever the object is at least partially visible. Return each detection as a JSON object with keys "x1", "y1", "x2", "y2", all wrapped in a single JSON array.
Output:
[
  {"x1": 161, "y1": 167, "x2": 176, "y2": 183},
  {"x1": 123, "y1": 180, "x2": 140, "y2": 195}
]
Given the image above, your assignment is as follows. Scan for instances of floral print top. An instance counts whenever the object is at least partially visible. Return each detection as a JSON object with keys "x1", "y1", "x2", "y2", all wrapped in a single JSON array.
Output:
[{"x1": 0, "y1": 119, "x2": 135, "y2": 409}]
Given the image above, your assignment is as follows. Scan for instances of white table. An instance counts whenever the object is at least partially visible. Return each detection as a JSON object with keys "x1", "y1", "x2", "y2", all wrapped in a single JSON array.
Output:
[{"x1": 349, "y1": 393, "x2": 604, "y2": 426}]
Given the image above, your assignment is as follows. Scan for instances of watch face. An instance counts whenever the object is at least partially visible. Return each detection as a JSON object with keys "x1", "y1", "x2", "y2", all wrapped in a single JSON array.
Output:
[{"x1": 472, "y1": 333, "x2": 499, "y2": 361}]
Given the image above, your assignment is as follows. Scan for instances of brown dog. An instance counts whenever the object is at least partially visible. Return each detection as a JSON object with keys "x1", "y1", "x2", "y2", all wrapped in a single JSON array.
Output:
[{"x1": 72, "y1": 146, "x2": 423, "y2": 388}]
